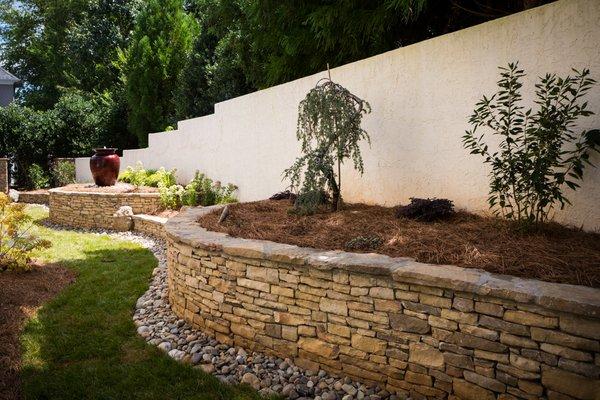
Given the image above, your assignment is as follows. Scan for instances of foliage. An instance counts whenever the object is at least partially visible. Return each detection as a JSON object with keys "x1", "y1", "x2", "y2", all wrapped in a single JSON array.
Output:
[
  {"x1": 117, "y1": 163, "x2": 176, "y2": 188},
  {"x1": 124, "y1": 0, "x2": 197, "y2": 146},
  {"x1": 463, "y1": 63, "x2": 600, "y2": 224},
  {"x1": 345, "y1": 235, "x2": 383, "y2": 251},
  {"x1": 158, "y1": 184, "x2": 185, "y2": 209},
  {"x1": 27, "y1": 164, "x2": 50, "y2": 190},
  {"x1": 18, "y1": 206, "x2": 265, "y2": 399},
  {"x1": 0, "y1": 0, "x2": 141, "y2": 109},
  {"x1": 0, "y1": 195, "x2": 50, "y2": 271},
  {"x1": 159, "y1": 170, "x2": 237, "y2": 209},
  {"x1": 395, "y1": 198, "x2": 455, "y2": 221},
  {"x1": 0, "y1": 90, "x2": 126, "y2": 188},
  {"x1": 284, "y1": 79, "x2": 371, "y2": 214},
  {"x1": 51, "y1": 161, "x2": 76, "y2": 187}
]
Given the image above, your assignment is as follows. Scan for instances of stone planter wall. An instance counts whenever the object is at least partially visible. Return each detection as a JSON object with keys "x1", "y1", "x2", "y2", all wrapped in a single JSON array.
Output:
[
  {"x1": 165, "y1": 206, "x2": 600, "y2": 400},
  {"x1": 17, "y1": 191, "x2": 49, "y2": 205},
  {"x1": 132, "y1": 214, "x2": 167, "y2": 239},
  {"x1": 49, "y1": 187, "x2": 162, "y2": 230}
]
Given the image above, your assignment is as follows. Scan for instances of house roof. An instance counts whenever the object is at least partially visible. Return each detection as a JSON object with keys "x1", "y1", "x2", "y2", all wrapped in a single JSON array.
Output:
[{"x1": 0, "y1": 66, "x2": 20, "y2": 85}]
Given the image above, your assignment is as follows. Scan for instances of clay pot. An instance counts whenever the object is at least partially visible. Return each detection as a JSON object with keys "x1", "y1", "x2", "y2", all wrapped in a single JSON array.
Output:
[{"x1": 90, "y1": 148, "x2": 120, "y2": 186}]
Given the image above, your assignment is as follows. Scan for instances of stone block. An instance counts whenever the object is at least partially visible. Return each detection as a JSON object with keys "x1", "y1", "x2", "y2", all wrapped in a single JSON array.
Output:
[
  {"x1": 453, "y1": 379, "x2": 495, "y2": 400},
  {"x1": 504, "y1": 310, "x2": 558, "y2": 328},
  {"x1": 319, "y1": 298, "x2": 348, "y2": 316},
  {"x1": 351, "y1": 334, "x2": 387, "y2": 355},
  {"x1": 541, "y1": 367, "x2": 600, "y2": 400},
  {"x1": 409, "y1": 342, "x2": 444, "y2": 368},
  {"x1": 390, "y1": 313, "x2": 430, "y2": 334}
]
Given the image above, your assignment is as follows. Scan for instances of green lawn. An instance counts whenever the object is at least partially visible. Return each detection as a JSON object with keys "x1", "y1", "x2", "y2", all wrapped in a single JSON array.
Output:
[{"x1": 20, "y1": 206, "x2": 265, "y2": 400}]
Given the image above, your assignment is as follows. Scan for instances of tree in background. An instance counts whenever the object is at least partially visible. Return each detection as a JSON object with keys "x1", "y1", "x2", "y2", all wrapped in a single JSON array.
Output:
[
  {"x1": 0, "y1": 0, "x2": 141, "y2": 109},
  {"x1": 125, "y1": 0, "x2": 197, "y2": 146}
]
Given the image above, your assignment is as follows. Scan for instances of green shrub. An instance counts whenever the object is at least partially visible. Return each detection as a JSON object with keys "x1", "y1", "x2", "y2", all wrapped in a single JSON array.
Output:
[
  {"x1": 158, "y1": 184, "x2": 184, "y2": 209},
  {"x1": 0, "y1": 193, "x2": 51, "y2": 271},
  {"x1": 158, "y1": 170, "x2": 237, "y2": 209},
  {"x1": 51, "y1": 160, "x2": 76, "y2": 187},
  {"x1": 27, "y1": 164, "x2": 50, "y2": 189},
  {"x1": 463, "y1": 63, "x2": 599, "y2": 224},
  {"x1": 118, "y1": 163, "x2": 176, "y2": 187}
]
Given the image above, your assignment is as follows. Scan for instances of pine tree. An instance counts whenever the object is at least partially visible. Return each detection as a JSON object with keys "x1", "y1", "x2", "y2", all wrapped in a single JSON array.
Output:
[{"x1": 125, "y1": 0, "x2": 197, "y2": 146}]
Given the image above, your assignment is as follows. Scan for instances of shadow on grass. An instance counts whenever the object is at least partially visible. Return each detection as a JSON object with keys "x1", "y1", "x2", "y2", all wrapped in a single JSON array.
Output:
[{"x1": 19, "y1": 244, "x2": 271, "y2": 400}]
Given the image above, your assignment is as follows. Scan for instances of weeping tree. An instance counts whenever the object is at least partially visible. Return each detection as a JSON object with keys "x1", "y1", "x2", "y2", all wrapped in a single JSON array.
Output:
[{"x1": 284, "y1": 77, "x2": 371, "y2": 214}]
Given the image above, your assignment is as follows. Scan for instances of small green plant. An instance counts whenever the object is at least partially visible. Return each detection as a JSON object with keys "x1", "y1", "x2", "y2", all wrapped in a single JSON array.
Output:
[
  {"x1": 27, "y1": 164, "x2": 50, "y2": 189},
  {"x1": 118, "y1": 162, "x2": 176, "y2": 188},
  {"x1": 51, "y1": 160, "x2": 76, "y2": 187},
  {"x1": 158, "y1": 184, "x2": 184, "y2": 209},
  {"x1": 284, "y1": 78, "x2": 371, "y2": 214},
  {"x1": 159, "y1": 171, "x2": 238, "y2": 209},
  {"x1": 345, "y1": 235, "x2": 383, "y2": 251},
  {"x1": 463, "y1": 62, "x2": 599, "y2": 224},
  {"x1": 0, "y1": 193, "x2": 51, "y2": 271}
]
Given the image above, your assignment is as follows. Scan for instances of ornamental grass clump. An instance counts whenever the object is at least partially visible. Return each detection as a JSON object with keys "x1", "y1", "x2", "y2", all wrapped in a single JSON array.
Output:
[
  {"x1": 0, "y1": 193, "x2": 51, "y2": 271},
  {"x1": 284, "y1": 77, "x2": 371, "y2": 214},
  {"x1": 463, "y1": 62, "x2": 599, "y2": 225}
]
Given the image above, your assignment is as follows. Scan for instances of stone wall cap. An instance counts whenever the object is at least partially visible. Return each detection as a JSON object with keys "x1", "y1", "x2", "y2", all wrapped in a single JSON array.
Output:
[
  {"x1": 132, "y1": 214, "x2": 168, "y2": 224},
  {"x1": 166, "y1": 205, "x2": 600, "y2": 318},
  {"x1": 49, "y1": 187, "x2": 160, "y2": 197}
]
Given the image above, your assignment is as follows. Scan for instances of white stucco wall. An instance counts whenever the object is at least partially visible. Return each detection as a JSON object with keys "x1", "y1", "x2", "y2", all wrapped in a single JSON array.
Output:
[{"x1": 76, "y1": 0, "x2": 600, "y2": 230}]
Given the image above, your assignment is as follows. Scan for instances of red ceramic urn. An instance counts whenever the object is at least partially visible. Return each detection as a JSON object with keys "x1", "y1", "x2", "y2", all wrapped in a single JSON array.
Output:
[{"x1": 90, "y1": 148, "x2": 120, "y2": 186}]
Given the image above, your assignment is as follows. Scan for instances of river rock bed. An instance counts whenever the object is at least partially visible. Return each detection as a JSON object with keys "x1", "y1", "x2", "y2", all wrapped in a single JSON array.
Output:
[{"x1": 131, "y1": 236, "x2": 402, "y2": 400}]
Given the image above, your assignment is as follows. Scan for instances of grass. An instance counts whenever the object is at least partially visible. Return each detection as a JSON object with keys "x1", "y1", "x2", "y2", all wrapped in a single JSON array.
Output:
[{"x1": 19, "y1": 206, "x2": 267, "y2": 400}]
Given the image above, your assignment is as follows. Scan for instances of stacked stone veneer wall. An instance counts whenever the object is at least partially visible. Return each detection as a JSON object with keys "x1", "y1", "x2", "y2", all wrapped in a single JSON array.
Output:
[
  {"x1": 166, "y1": 207, "x2": 600, "y2": 400},
  {"x1": 17, "y1": 191, "x2": 49, "y2": 205},
  {"x1": 132, "y1": 214, "x2": 167, "y2": 239},
  {"x1": 49, "y1": 187, "x2": 161, "y2": 230},
  {"x1": 0, "y1": 158, "x2": 8, "y2": 194}
]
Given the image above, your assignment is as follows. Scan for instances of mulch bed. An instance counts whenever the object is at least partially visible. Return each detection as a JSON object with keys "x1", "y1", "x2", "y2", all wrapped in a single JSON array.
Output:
[
  {"x1": 59, "y1": 183, "x2": 159, "y2": 193},
  {"x1": 198, "y1": 200, "x2": 600, "y2": 288},
  {"x1": 0, "y1": 264, "x2": 76, "y2": 400}
]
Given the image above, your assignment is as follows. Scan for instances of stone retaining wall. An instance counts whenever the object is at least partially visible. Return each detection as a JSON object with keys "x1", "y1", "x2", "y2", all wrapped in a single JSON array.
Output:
[
  {"x1": 0, "y1": 158, "x2": 8, "y2": 194},
  {"x1": 49, "y1": 187, "x2": 162, "y2": 230},
  {"x1": 132, "y1": 214, "x2": 167, "y2": 239},
  {"x1": 17, "y1": 191, "x2": 49, "y2": 205},
  {"x1": 166, "y1": 206, "x2": 600, "y2": 400}
]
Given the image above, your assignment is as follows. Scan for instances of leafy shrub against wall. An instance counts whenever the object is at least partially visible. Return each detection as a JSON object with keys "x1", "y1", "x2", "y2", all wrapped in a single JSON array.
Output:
[
  {"x1": 27, "y1": 164, "x2": 50, "y2": 190},
  {"x1": 51, "y1": 160, "x2": 76, "y2": 187},
  {"x1": 463, "y1": 63, "x2": 600, "y2": 225}
]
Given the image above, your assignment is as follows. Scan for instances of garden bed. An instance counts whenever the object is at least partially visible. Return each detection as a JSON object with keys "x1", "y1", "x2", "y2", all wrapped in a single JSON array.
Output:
[{"x1": 198, "y1": 200, "x2": 600, "y2": 288}]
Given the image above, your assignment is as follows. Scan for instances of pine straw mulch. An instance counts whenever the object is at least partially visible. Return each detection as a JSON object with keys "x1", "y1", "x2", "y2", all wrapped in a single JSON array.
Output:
[
  {"x1": 0, "y1": 263, "x2": 76, "y2": 400},
  {"x1": 198, "y1": 200, "x2": 600, "y2": 288}
]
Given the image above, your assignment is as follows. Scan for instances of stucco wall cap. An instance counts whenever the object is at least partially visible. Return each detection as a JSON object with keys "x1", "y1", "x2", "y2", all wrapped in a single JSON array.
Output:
[{"x1": 166, "y1": 206, "x2": 600, "y2": 318}]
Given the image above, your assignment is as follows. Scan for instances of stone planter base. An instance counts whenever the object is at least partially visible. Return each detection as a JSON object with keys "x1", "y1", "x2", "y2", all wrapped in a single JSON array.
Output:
[{"x1": 165, "y1": 206, "x2": 600, "y2": 400}]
